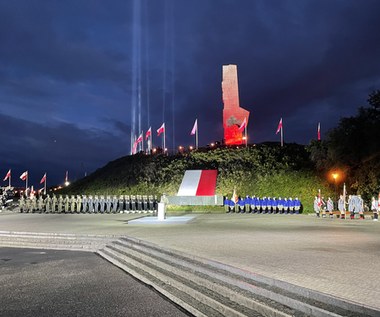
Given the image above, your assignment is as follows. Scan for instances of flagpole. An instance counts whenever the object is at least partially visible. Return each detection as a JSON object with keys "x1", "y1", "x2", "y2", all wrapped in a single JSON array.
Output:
[
  {"x1": 163, "y1": 125, "x2": 166, "y2": 154},
  {"x1": 9, "y1": 172, "x2": 11, "y2": 189},
  {"x1": 44, "y1": 175, "x2": 47, "y2": 195},
  {"x1": 26, "y1": 172, "x2": 28, "y2": 193},
  {"x1": 280, "y1": 126, "x2": 284, "y2": 147},
  {"x1": 141, "y1": 130, "x2": 144, "y2": 152},
  {"x1": 196, "y1": 124, "x2": 198, "y2": 149}
]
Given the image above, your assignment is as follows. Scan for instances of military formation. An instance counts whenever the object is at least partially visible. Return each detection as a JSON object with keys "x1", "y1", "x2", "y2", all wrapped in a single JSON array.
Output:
[
  {"x1": 18, "y1": 194, "x2": 158, "y2": 214},
  {"x1": 224, "y1": 196, "x2": 301, "y2": 214}
]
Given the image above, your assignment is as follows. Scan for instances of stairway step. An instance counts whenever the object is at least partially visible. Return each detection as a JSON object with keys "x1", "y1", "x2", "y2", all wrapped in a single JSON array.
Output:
[
  {"x1": 108, "y1": 242, "x2": 294, "y2": 317},
  {"x1": 114, "y1": 237, "x2": 377, "y2": 317}
]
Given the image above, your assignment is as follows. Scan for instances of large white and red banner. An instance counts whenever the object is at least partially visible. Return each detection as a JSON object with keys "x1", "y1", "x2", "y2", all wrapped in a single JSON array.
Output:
[{"x1": 177, "y1": 170, "x2": 217, "y2": 196}]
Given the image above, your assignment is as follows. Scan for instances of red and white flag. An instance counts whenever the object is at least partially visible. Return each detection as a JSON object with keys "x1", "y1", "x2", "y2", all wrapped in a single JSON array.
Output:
[
  {"x1": 317, "y1": 122, "x2": 321, "y2": 141},
  {"x1": 3, "y1": 169, "x2": 11, "y2": 181},
  {"x1": 238, "y1": 117, "x2": 247, "y2": 132},
  {"x1": 136, "y1": 133, "x2": 143, "y2": 144},
  {"x1": 276, "y1": 118, "x2": 283, "y2": 134},
  {"x1": 40, "y1": 173, "x2": 46, "y2": 184},
  {"x1": 177, "y1": 170, "x2": 218, "y2": 196},
  {"x1": 157, "y1": 123, "x2": 165, "y2": 136},
  {"x1": 145, "y1": 127, "x2": 152, "y2": 140},
  {"x1": 190, "y1": 119, "x2": 198, "y2": 135},
  {"x1": 20, "y1": 171, "x2": 28, "y2": 181},
  {"x1": 132, "y1": 142, "x2": 138, "y2": 154}
]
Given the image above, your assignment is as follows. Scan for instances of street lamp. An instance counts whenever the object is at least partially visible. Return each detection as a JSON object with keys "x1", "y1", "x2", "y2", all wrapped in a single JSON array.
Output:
[{"x1": 331, "y1": 172, "x2": 339, "y2": 203}]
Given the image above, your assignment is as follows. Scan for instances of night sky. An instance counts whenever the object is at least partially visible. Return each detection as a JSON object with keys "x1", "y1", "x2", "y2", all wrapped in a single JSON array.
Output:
[{"x1": 1, "y1": 0, "x2": 380, "y2": 188}]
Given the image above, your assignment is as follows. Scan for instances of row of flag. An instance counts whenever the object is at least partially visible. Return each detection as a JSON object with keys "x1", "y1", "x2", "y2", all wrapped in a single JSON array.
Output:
[
  {"x1": 2, "y1": 170, "x2": 69, "y2": 193},
  {"x1": 132, "y1": 119, "x2": 200, "y2": 154},
  {"x1": 3, "y1": 170, "x2": 47, "y2": 184},
  {"x1": 133, "y1": 118, "x2": 321, "y2": 153}
]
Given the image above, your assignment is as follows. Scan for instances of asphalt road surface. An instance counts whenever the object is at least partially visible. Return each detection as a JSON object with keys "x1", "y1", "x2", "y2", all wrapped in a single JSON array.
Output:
[{"x1": 0, "y1": 247, "x2": 191, "y2": 317}]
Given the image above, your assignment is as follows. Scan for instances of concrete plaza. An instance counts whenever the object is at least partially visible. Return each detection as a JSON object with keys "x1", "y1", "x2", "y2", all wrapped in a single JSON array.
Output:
[{"x1": 0, "y1": 211, "x2": 379, "y2": 311}]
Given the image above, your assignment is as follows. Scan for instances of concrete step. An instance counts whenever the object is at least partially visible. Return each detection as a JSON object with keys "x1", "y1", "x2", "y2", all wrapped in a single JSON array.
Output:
[
  {"x1": 97, "y1": 237, "x2": 379, "y2": 317},
  {"x1": 0, "y1": 231, "x2": 116, "y2": 252}
]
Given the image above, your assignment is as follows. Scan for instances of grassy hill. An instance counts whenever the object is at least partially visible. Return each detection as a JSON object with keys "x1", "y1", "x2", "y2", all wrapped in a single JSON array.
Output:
[{"x1": 60, "y1": 143, "x2": 334, "y2": 213}]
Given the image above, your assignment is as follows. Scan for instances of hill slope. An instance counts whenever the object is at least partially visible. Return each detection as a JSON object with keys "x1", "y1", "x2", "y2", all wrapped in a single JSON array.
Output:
[{"x1": 61, "y1": 143, "x2": 333, "y2": 213}]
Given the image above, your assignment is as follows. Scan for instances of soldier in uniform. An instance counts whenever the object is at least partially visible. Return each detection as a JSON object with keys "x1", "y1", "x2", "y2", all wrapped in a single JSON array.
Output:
[
  {"x1": 112, "y1": 196, "x2": 118, "y2": 213},
  {"x1": 76, "y1": 195, "x2": 82, "y2": 213},
  {"x1": 37, "y1": 195, "x2": 44, "y2": 213},
  {"x1": 100, "y1": 195, "x2": 106, "y2": 213},
  {"x1": 277, "y1": 197, "x2": 284, "y2": 214},
  {"x1": 283, "y1": 198, "x2": 289, "y2": 214},
  {"x1": 70, "y1": 195, "x2": 76, "y2": 213},
  {"x1": 327, "y1": 197, "x2": 334, "y2": 218},
  {"x1": 57, "y1": 195, "x2": 63, "y2": 213},
  {"x1": 30, "y1": 196, "x2": 37, "y2": 213},
  {"x1": 82, "y1": 195, "x2": 87, "y2": 213},
  {"x1": 65, "y1": 195, "x2": 70, "y2": 213},
  {"x1": 51, "y1": 194, "x2": 58, "y2": 213},
  {"x1": 371, "y1": 196, "x2": 378, "y2": 221},
  {"x1": 288, "y1": 198, "x2": 294, "y2": 214},
  {"x1": 106, "y1": 195, "x2": 112, "y2": 213},
  {"x1": 348, "y1": 195, "x2": 354, "y2": 219},
  {"x1": 125, "y1": 195, "x2": 130, "y2": 213},
  {"x1": 45, "y1": 195, "x2": 52, "y2": 213},
  {"x1": 24, "y1": 198, "x2": 31, "y2": 213},
  {"x1": 357, "y1": 195, "x2": 364, "y2": 220},
  {"x1": 117, "y1": 195, "x2": 124, "y2": 213},
  {"x1": 19, "y1": 195, "x2": 25, "y2": 213},
  {"x1": 136, "y1": 195, "x2": 142, "y2": 213},
  {"x1": 313, "y1": 196, "x2": 320, "y2": 217},
  {"x1": 294, "y1": 197, "x2": 301, "y2": 214},
  {"x1": 130, "y1": 195, "x2": 136, "y2": 213},
  {"x1": 142, "y1": 195, "x2": 148, "y2": 212},
  {"x1": 338, "y1": 195, "x2": 345, "y2": 219},
  {"x1": 93, "y1": 195, "x2": 99, "y2": 213},
  {"x1": 88, "y1": 195, "x2": 94, "y2": 213}
]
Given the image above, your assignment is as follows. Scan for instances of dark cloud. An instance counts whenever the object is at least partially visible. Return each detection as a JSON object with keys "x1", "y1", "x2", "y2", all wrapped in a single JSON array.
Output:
[{"x1": 0, "y1": 0, "x2": 379, "y2": 186}]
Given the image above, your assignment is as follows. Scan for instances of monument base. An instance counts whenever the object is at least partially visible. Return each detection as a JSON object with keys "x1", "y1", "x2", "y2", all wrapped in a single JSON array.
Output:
[{"x1": 167, "y1": 195, "x2": 223, "y2": 206}]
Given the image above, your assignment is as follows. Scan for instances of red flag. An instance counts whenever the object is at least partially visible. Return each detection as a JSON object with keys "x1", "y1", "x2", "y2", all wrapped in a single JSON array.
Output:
[
  {"x1": 238, "y1": 117, "x2": 247, "y2": 132},
  {"x1": 145, "y1": 127, "x2": 152, "y2": 140},
  {"x1": 317, "y1": 189, "x2": 322, "y2": 207},
  {"x1": 3, "y1": 169, "x2": 11, "y2": 181},
  {"x1": 20, "y1": 171, "x2": 28, "y2": 181},
  {"x1": 190, "y1": 119, "x2": 198, "y2": 135},
  {"x1": 231, "y1": 187, "x2": 238, "y2": 203},
  {"x1": 317, "y1": 122, "x2": 321, "y2": 141},
  {"x1": 40, "y1": 173, "x2": 46, "y2": 184},
  {"x1": 157, "y1": 123, "x2": 165, "y2": 136},
  {"x1": 276, "y1": 118, "x2": 282, "y2": 134}
]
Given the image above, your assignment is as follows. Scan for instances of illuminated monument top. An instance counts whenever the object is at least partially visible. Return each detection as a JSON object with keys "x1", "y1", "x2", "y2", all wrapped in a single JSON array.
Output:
[{"x1": 222, "y1": 64, "x2": 250, "y2": 145}]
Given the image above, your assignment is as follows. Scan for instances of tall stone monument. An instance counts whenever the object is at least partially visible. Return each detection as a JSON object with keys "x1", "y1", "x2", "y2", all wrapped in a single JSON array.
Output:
[{"x1": 222, "y1": 64, "x2": 250, "y2": 145}]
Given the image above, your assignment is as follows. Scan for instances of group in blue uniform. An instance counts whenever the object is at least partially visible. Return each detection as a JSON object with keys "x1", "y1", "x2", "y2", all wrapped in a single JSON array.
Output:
[{"x1": 224, "y1": 196, "x2": 301, "y2": 214}]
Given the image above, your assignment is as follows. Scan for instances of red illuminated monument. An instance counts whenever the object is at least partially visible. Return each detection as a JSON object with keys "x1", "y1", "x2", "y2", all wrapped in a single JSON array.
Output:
[{"x1": 222, "y1": 64, "x2": 250, "y2": 145}]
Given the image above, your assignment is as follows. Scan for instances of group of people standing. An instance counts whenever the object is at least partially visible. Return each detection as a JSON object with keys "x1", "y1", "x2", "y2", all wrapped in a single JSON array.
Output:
[
  {"x1": 314, "y1": 193, "x2": 380, "y2": 221},
  {"x1": 224, "y1": 196, "x2": 302, "y2": 214},
  {"x1": 18, "y1": 194, "x2": 158, "y2": 214}
]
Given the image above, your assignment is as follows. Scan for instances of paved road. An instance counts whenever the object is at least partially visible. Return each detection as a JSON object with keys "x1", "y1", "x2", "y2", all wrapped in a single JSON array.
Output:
[
  {"x1": 0, "y1": 211, "x2": 379, "y2": 310},
  {"x1": 0, "y1": 247, "x2": 190, "y2": 317}
]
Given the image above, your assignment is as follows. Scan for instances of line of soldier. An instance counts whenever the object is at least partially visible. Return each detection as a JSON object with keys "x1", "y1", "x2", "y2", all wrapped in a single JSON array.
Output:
[
  {"x1": 18, "y1": 194, "x2": 158, "y2": 214},
  {"x1": 224, "y1": 196, "x2": 301, "y2": 214}
]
